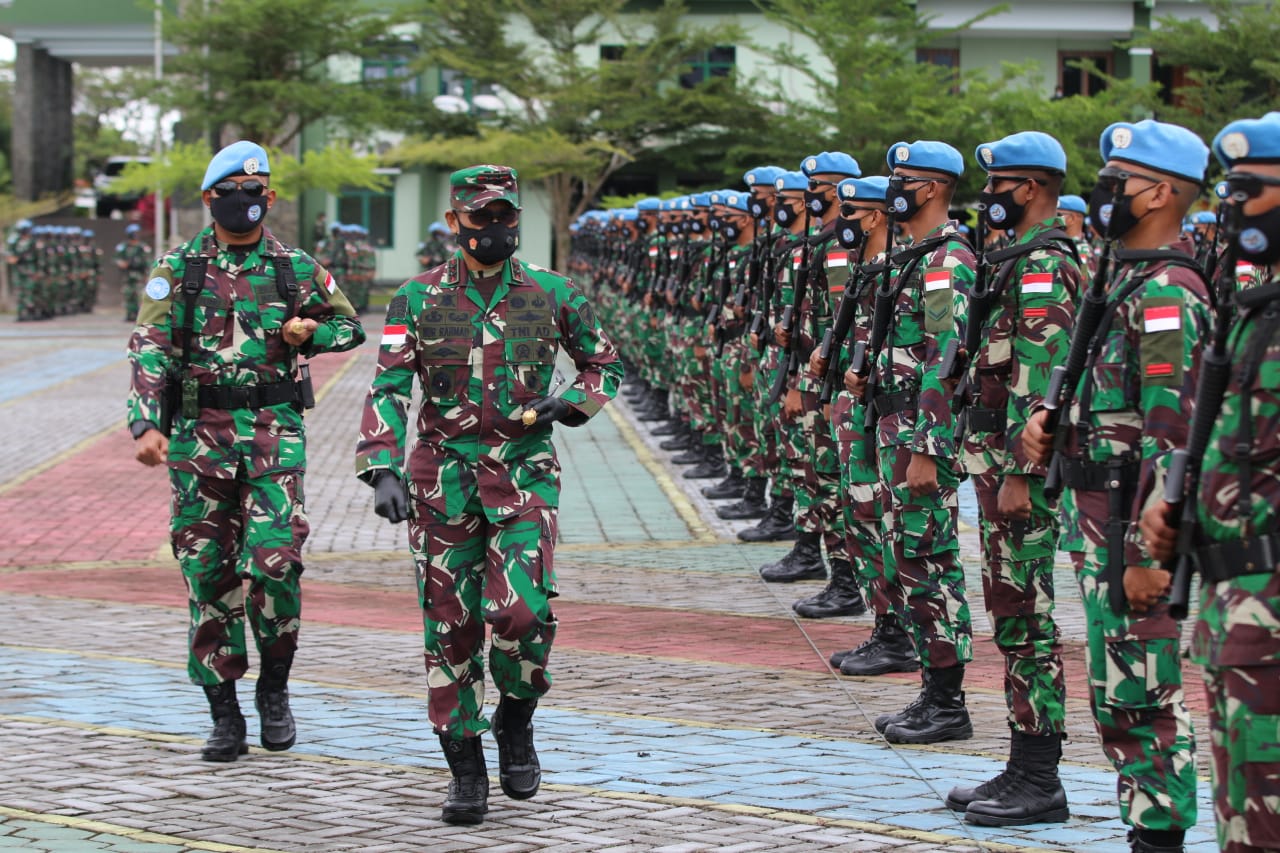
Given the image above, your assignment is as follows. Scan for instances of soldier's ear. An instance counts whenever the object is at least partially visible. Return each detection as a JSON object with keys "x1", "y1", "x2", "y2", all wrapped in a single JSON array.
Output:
[
  {"x1": 201, "y1": 190, "x2": 212, "y2": 209},
  {"x1": 445, "y1": 210, "x2": 459, "y2": 235}
]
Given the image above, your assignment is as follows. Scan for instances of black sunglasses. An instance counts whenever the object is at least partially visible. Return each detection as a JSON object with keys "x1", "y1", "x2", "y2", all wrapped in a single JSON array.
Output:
[
  {"x1": 211, "y1": 179, "x2": 268, "y2": 197},
  {"x1": 1096, "y1": 167, "x2": 1175, "y2": 195},
  {"x1": 838, "y1": 203, "x2": 880, "y2": 218},
  {"x1": 984, "y1": 175, "x2": 1048, "y2": 190},
  {"x1": 1225, "y1": 171, "x2": 1280, "y2": 201},
  {"x1": 463, "y1": 207, "x2": 521, "y2": 226},
  {"x1": 888, "y1": 175, "x2": 951, "y2": 189}
]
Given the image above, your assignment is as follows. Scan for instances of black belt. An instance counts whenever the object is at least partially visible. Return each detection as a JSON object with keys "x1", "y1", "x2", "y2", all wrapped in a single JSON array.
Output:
[
  {"x1": 197, "y1": 380, "x2": 301, "y2": 410},
  {"x1": 965, "y1": 406, "x2": 1006, "y2": 434},
  {"x1": 873, "y1": 389, "x2": 917, "y2": 417},
  {"x1": 1197, "y1": 532, "x2": 1280, "y2": 583},
  {"x1": 1058, "y1": 457, "x2": 1139, "y2": 492}
]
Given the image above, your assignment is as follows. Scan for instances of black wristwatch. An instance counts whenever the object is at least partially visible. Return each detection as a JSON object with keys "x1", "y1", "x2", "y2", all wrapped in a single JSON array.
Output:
[{"x1": 130, "y1": 420, "x2": 159, "y2": 440}]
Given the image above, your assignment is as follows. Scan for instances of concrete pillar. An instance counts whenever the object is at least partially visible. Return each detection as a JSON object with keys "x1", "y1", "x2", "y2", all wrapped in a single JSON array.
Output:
[{"x1": 13, "y1": 43, "x2": 74, "y2": 201}]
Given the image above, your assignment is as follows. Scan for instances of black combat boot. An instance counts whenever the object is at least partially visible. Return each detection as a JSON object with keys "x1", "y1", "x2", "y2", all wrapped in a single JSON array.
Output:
[
  {"x1": 201, "y1": 682, "x2": 248, "y2": 762},
  {"x1": 255, "y1": 655, "x2": 296, "y2": 751},
  {"x1": 717, "y1": 477, "x2": 768, "y2": 519},
  {"x1": 964, "y1": 732, "x2": 1068, "y2": 826},
  {"x1": 737, "y1": 494, "x2": 796, "y2": 542},
  {"x1": 636, "y1": 389, "x2": 670, "y2": 422},
  {"x1": 1129, "y1": 829, "x2": 1185, "y2": 853},
  {"x1": 702, "y1": 468, "x2": 746, "y2": 500},
  {"x1": 793, "y1": 558, "x2": 866, "y2": 617},
  {"x1": 438, "y1": 734, "x2": 489, "y2": 825},
  {"x1": 491, "y1": 697, "x2": 541, "y2": 800},
  {"x1": 946, "y1": 728, "x2": 1024, "y2": 811},
  {"x1": 883, "y1": 665, "x2": 972, "y2": 744},
  {"x1": 839, "y1": 613, "x2": 920, "y2": 677},
  {"x1": 872, "y1": 669, "x2": 931, "y2": 733},
  {"x1": 658, "y1": 421, "x2": 694, "y2": 450},
  {"x1": 623, "y1": 378, "x2": 649, "y2": 400},
  {"x1": 684, "y1": 443, "x2": 728, "y2": 479},
  {"x1": 650, "y1": 417, "x2": 685, "y2": 437},
  {"x1": 671, "y1": 432, "x2": 706, "y2": 465},
  {"x1": 760, "y1": 531, "x2": 826, "y2": 582}
]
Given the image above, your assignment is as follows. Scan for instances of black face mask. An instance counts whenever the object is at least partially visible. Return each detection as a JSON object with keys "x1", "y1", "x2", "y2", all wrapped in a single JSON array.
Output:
[
  {"x1": 835, "y1": 212, "x2": 867, "y2": 250},
  {"x1": 690, "y1": 220, "x2": 703, "y2": 234},
  {"x1": 1088, "y1": 181, "x2": 1156, "y2": 241},
  {"x1": 805, "y1": 189, "x2": 832, "y2": 218},
  {"x1": 887, "y1": 184, "x2": 923, "y2": 222},
  {"x1": 723, "y1": 222, "x2": 739, "y2": 240},
  {"x1": 774, "y1": 201, "x2": 797, "y2": 227},
  {"x1": 457, "y1": 221, "x2": 519, "y2": 266},
  {"x1": 979, "y1": 188, "x2": 1026, "y2": 232},
  {"x1": 210, "y1": 190, "x2": 268, "y2": 235},
  {"x1": 750, "y1": 195, "x2": 770, "y2": 219},
  {"x1": 1237, "y1": 207, "x2": 1280, "y2": 266}
]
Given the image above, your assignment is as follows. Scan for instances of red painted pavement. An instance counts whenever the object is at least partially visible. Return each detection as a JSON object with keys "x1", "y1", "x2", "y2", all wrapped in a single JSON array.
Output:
[
  {"x1": 0, "y1": 349, "x2": 359, "y2": 569},
  {"x1": 0, "y1": 563, "x2": 1209, "y2": 713}
]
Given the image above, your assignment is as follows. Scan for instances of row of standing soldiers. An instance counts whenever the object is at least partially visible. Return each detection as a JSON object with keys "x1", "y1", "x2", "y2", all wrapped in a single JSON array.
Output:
[
  {"x1": 7, "y1": 220, "x2": 103, "y2": 321},
  {"x1": 314, "y1": 222, "x2": 376, "y2": 313},
  {"x1": 572, "y1": 116, "x2": 1280, "y2": 853}
]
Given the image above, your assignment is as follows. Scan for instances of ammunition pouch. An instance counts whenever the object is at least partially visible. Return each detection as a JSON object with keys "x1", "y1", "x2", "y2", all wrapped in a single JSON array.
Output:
[
  {"x1": 1058, "y1": 457, "x2": 1139, "y2": 493},
  {"x1": 873, "y1": 389, "x2": 918, "y2": 418},
  {"x1": 1196, "y1": 531, "x2": 1280, "y2": 583},
  {"x1": 964, "y1": 406, "x2": 1006, "y2": 435}
]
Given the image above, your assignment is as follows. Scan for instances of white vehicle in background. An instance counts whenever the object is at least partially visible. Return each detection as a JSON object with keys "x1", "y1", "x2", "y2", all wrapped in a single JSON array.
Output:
[{"x1": 93, "y1": 156, "x2": 151, "y2": 218}]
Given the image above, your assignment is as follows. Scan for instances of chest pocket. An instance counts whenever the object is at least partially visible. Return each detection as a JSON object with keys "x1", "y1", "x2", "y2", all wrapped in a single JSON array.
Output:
[
  {"x1": 1088, "y1": 327, "x2": 1137, "y2": 412},
  {"x1": 504, "y1": 337, "x2": 556, "y2": 405},
  {"x1": 252, "y1": 280, "x2": 288, "y2": 330},
  {"x1": 191, "y1": 291, "x2": 231, "y2": 349},
  {"x1": 420, "y1": 341, "x2": 472, "y2": 406}
]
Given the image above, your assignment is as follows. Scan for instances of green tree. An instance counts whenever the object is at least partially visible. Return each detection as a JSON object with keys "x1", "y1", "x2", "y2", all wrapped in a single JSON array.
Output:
[
  {"x1": 74, "y1": 67, "x2": 149, "y2": 182},
  {"x1": 393, "y1": 0, "x2": 762, "y2": 265}
]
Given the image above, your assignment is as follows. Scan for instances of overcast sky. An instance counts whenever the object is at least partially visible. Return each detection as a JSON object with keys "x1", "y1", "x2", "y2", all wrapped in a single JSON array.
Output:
[{"x1": 1, "y1": 37, "x2": 14, "y2": 62}]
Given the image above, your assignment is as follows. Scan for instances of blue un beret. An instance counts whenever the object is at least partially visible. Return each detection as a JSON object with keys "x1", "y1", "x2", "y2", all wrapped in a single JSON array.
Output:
[
  {"x1": 1099, "y1": 120, "x2": 1208, "y2": 184},
  {"x1": 691, "y1": 192, "x2": 713, "y2": 208},
  {"x1": 975, "y1": 131, "x2": 1066, "y2": 174},
  {"x1": 1057, "y1": 195, "x2": 1087, "y2": 214},
  {"x1": 721, "y1": 191, "x2": 750, "y2": 213},
  {"x1": 1213, "y1": 112, "x2": 1280, "y2": 170},
  {"x1": 636, "y1": 197, "x2": 662, "y2": 212},
  {"x1": 660, "y1": 197, "x2": 682, "y2": 212},
  {"x1": 1190, "y1": 210, "x2": 1217, "y2": 225},
  {"x1": 617, "y1": 208, "x2": 639, "y2": 222},
  {"x1": 886, "y1": 140, "x2": 964, "y2": 178},
  {"x1": 744, "y1": 166, "x2": 784, "y2": 189},
  {"x1": 836, "y1": 176, "x2": 890, "y2": 204},
  {"x1": 201, "y1": 140, "x2": 271, "y2": 191},
  {"x1": 774, "y1": 171, "x2": 809, "y2": 192},
  {"x1": 801, "y1": 152, "x2": 862, "y2": 178}
]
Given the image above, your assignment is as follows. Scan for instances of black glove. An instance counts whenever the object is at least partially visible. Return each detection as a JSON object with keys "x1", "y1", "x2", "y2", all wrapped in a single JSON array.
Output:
[
  {"x1": 523, "y1": 395, "x2": 571, "y2": 428},
  {"x1": 371, "y1": 470, "x2": 409, "y2": 524}
]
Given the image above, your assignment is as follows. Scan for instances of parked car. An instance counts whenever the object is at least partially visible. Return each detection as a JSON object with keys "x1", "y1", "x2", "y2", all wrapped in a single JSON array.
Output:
[{"x1": 94, "y1": 156, "x2": 151, "y2": 218}]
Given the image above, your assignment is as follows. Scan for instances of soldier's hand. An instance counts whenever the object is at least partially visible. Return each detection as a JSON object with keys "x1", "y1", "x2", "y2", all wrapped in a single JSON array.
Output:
[
  {"x1": 843, "y1": 368, "x2": 866, "y2": 397},
  {"x1": 749, "y1": 332, "x2": 760, "y2": 350},
  {"x1": 371, "y1": 471, "x2": 410, "y2": 524},
  {"x1": 283, "y1": 317, "x2": 318, "y2": 346},
  {"x1": 522, "y1": 396, "x2": 571, "y2": 428},
  {"x1": 906, "y1": 452, "x2": 939, "y2": 497},
  {"x1": 997, "y1": 474, "x2": 1032, "y2": 520},
  {"x1": 1140, "y1": 499, "x2": 1179, "y2": 564},
  {"x1": 1023, "y1": 410, "x2": 1053, "y2": 465},
  {"x1": 783, "y1": 387, "x2": 803, "y2": 420},
  {"x1": 774, "y1": 324, "x2": 790, "y2": 348},
  {"x1": 1124, "y1": 565, "x2": 1171, "y2": 614},
  {"x1": 822, "y1": 402, "x2": 832, "y2": 421},
  {"x1": 134, "y1": 429, "x2": 168, "y2": 467},
  {"x1": 808, "y1": 351, "x2": 827, "y2": 375}
]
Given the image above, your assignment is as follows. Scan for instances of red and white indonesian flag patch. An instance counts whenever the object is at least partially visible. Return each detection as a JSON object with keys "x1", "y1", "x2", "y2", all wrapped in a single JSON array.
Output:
[
  {"x1": 324, "y1": 272, "x2": 337, "y2": 293},
  {"x1": 826, "y1": 250, "x2": 849, "y2": 268},
  {"x1": 1021, "y1": 272, "x2": 1053, "y2": 294},
  {"x1": 924, "y1": 270, "x2": 951, "y2": 292},
  {"x1": 1143, "y1": 305, "x2": 1181, "y2": 333},
  {"x1": 381, "y1": 324, "x2": 408, "y2": 346}
]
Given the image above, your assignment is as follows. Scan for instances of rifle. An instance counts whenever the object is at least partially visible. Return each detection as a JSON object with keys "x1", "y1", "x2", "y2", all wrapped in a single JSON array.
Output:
[
  {"x1": 768, "y1": 206, "x2": 814, "y2": 404},
  {"x1": 939, "y1": 209, "x2": 987, "y2": 383},
  {"x1": 1166, "y1": 200, "x2": 1243, "y2": 619},
  {"x1": 818, "y1": 244, "x2": 879, "y2": 405},
  {"x1": 855, "y1": 226, "x2": 900, "y2": 427}
]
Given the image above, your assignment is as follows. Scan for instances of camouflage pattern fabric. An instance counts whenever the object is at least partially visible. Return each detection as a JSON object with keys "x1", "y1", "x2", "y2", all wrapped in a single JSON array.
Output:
[
  {"x1": 115, "y1": 239, "x2": 151, "y2": 321},
  {"x1": 1201, "y1": 665, "x2": 1280, "y2": 853}
]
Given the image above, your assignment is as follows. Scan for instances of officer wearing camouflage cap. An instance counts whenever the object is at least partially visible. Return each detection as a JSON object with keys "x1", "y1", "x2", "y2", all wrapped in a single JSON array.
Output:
[{"x1": 355, "y1": 164, "x2": 622, "y2": 826}]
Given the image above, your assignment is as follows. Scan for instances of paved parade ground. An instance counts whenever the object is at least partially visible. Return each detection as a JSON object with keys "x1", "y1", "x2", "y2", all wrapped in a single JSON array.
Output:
[{"x1": 0, "y1": 309, "x2": 1221, "y2": 852}]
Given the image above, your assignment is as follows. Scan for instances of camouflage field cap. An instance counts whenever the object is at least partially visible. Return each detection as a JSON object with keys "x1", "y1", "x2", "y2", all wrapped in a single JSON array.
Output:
[{"x1": 450, "y1": 164, "x2": 521, "y2": 212}]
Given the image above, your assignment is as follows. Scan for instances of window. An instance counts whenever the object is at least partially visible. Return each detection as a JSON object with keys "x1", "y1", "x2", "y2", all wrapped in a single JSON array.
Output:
[
  {"x1": 1059, "y1": 51, "x2": 1112, "y2": 97},
  {"x1": 438, "y1": 69, "x2": 499, "y2": 114},
  {"x1": 680, "y1": 46, "x2": 735, "y2": 89},
  {"x1": 917, "y1": 47, "x2": 961, "y2": 93},
  {"x1": 600, "y1": 45, "x2": 626, "y2": 62},
  {"x1": 338, "y1": 188, "x2": 394, "y2": 248},
  {"x1": 363, "y1": 46, "x2": 420, "y2": 96}
]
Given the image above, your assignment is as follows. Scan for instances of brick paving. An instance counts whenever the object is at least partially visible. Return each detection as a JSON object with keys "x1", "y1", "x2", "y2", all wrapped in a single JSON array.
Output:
[{"x1": 0, "y1": 310, "x2": 1219, "y2": 852}]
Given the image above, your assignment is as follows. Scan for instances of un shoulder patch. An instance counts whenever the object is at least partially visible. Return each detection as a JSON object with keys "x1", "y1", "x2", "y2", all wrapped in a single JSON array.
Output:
[{"x1": 145, "y1": 277, "x2": 171, "y2": 300}]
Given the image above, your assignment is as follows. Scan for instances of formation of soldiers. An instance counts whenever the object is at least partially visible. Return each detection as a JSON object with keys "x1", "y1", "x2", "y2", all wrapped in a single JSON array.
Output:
[
  {"x1": 7, "y1": 220, "x2": 103, "y2": 321},
  {"x1": 314, "y1": 221, "x2": 377, "y2": 313},
  {"x1": 572, "y1": 114, "x2": 1280, "y2": 853}
]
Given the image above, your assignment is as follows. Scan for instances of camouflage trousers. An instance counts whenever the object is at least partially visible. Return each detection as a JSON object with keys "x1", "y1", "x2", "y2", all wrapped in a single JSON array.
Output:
[
  {"x1": 795, "y1": 386, "x2": 842, "y2": 552},
  {"x1": 835, "y1": 395, "x2": 887, "y2": 611},
  {"x1": 410, "y1": 493, "x2": 559, "y2": 739},
  {"x1": 748, "y1": 350, "x2": 785, "y2": 493},
  {"x1": 123, "y1": 275, "x2": 141, "y2": 321},
  {"x1": 972, "y1": 473, "x2": 1065, "y2": 737},
  {"x1": 169, "y1": 467, "x2": 308, "y2": 686},
  {"x1": 1069, "y1": 547, "x2": 1197, "y2": 831},
  {"x1": 1203, "y1": 664, "x2": 1280, "y2": 853},
  {"x1": 718, "y1": 337, "x2": 756, "y2": 473},
  {"x1": 779, "y1": 407, "x2": 817, "y2": 533},
  {"x1": 878, "y1": 446, "x2": 972, "y2": 669}
]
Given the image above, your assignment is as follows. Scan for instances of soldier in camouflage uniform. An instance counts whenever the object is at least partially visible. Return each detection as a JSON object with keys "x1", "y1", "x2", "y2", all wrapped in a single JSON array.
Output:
[
  {"x1": 1142, "y1": 111, "x2": 1280, "y2": 853},
  {"x1": 1025, "y1": 120, "x2": 1211, "y2": 853},
  {"x1": 115, "y1": 223, "x2": 150, "y2": 322},
  {"x1": 946, "y1": 131, "x2": 1083, "y2": 825},
  {"x1": 418, "y1": 221, "x2": 453, "y2": 271},
  {"x1": 848, "y1": 140, "x2": 976, "y2": 745},
  {"x1": 127, "y1": 141, "x2": 365, "y2": 764},
  {"x1": 1058, "y1": 195, "x2": 1096, "y2": 278},
  {"x1": 7, "y1": 219, "x2": 37, "y2": 321},
  {"x1": 355, "y1": 165, "x2": 621, "y2": 826}
]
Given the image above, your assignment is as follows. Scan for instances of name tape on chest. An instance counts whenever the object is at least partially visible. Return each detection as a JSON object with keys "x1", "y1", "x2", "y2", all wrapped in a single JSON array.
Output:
[
  {"x1": 1143, "y1": 305, "x2": 1181, "y2": 333},
  {"x1": 1020, "y1": 272, "x2": 1053, "y2": 294},
  {"x1": 924, "y1": 270, "x2": 951, "y2": 292},
  {"x1": 381, "y1": 323, "x2": 408, "y2": 347}
]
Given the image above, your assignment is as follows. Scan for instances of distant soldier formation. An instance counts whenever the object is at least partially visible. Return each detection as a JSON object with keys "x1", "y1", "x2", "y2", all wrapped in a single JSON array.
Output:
[
  {"x1": 573, "y1": 114, "x2": 1280, "y2": 853},
  {"x1": 7, "y1": 221, "x2": 102, "y2": 321}
]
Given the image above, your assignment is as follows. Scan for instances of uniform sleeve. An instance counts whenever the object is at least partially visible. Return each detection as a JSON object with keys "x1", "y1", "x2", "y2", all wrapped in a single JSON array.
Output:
[
  {"x1": 354, "y1": 287, "x2": 418, "y2": 481},
  {"x1": 299, "y1": 261, "x2": 365, "y2": 354},
  {"x1": 554, "y1": 280, "x2": 623, "y2": 426},
  {"x1": 1125, "y1": 276, "x2": 1211, "y2": 566},
  {"x1": 125, "y1": 259, "x2": 178, "y2": 427},
  {"x1": 913, "y1": 245, "x2": 973, "y2": 458},
  {"x1": 1006, "y1": 251, "x2": 1082, "y2": 475}
]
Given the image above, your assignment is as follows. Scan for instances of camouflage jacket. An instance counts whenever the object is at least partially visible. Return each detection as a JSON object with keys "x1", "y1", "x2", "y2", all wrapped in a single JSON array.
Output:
[
  {"x1": 114, "y1": 241, "x2": 151, "y2": 280},
  {"x1": 871, "y1": 220, "x2": 975, "y2": 457},
  {"x1": 355, "y1": 253, "x2": 622, "y2": 522},
  {"x1": 960, "y1": 218, "x2": 1083, "y2": 477},
  {"x1": 126, "y1": 226, "x2": 365, "y2": 478},
  {"x1": 1192, "y1": 283, "x2": 1280, "y2": 666},
  {"x1": 1058, "y1": 235, "x2": 1211, "y2": 565}
]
